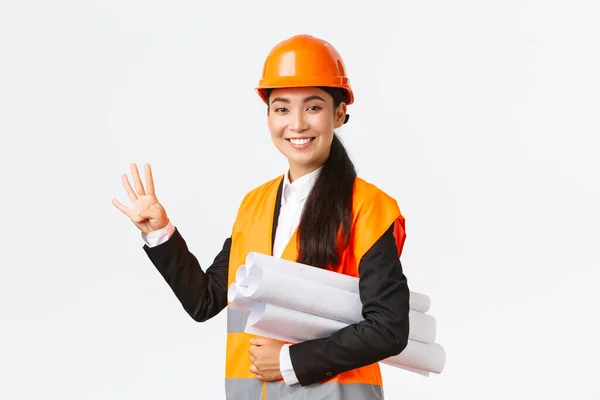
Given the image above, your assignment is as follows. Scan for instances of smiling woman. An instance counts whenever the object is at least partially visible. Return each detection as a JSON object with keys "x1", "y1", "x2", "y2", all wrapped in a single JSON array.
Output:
[{"x1": 113, "y1": 34, "x2": 411, "y2": 400}]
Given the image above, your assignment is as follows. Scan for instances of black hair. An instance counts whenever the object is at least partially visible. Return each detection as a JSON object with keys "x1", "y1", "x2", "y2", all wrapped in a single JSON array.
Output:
[{"x1": 265, "y1": 87, "x2": 357, "y2": 269}]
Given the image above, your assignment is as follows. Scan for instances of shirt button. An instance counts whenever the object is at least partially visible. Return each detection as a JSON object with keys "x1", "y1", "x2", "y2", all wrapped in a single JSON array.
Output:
[{"x1": 325, "y1": 371, "x2": 333, "y2": 377}]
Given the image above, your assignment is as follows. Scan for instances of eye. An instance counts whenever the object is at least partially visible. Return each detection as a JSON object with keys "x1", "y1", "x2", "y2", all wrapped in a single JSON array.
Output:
[
  {"x1": 274, "y1": 107, "x2": 288, "y2": 113},
  {"x1": 307, "y1": 105, "x2": 321, "y2": 111}
]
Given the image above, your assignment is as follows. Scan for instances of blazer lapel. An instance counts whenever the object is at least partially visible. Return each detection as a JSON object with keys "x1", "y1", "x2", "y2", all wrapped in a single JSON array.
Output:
[{"x1": 270, "y1": 177, "x2": 284, "y2": 255}]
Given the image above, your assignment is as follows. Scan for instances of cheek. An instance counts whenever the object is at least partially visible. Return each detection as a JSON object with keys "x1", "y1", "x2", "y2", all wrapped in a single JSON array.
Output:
[
  {"x1": 310, "y1": 114, "x2": 335, "y2": 135},
  {"x1": 268, "y1": 118, "x2": 286, "y2": 137}
]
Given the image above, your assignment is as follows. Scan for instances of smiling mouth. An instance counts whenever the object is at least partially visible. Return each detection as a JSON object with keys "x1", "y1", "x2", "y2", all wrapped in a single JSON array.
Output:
[{"x1": 286, "y1": 137, "x2": 315, "y2": 145}]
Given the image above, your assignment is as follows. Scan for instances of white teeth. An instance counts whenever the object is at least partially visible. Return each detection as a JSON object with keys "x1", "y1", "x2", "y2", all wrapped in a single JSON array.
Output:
[{"x1": 289, "y1": 138, "x2": 312, "y2": 145}]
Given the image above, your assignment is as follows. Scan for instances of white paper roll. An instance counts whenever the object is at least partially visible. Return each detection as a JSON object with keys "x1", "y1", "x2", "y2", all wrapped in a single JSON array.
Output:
[
  {"x1": 245, "y1": 252, "x2": 358, "y2": 292},
  {"x1": 246, "y1": 301, "x2": 347, "y2": 342},
  {"x1": 240, "y1": 264, "x2": 364, "y2": 323},
  {"x1": 227, "y1": 282, "x2": 258, "y2": 311},
  {"x1": 244, "y1": 252, "x2": 431, "y2": 313},
  {"x1": 407, "y1": 310, "x2": 436, "y2": 345},
  {"x1": 237, "y1": 264, "x2": 436, "y2": 344},
  {"x1": 235, "y1": 265, "x2": 249, "y2": 286},
  {"x1": 408, "y1": 292, "x2": 431, "y2": 314},
  {"x1": 245, "y1": 302, "x2": 445, "y2": 374},
  {"x1": 383, "y1": 341, "x2": 446, "y2": 374}
]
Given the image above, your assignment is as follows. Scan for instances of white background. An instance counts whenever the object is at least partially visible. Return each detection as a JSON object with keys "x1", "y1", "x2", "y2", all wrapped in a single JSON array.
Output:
[{"x1": 1, "y1": 0, "x2": 599, "y2": 399}]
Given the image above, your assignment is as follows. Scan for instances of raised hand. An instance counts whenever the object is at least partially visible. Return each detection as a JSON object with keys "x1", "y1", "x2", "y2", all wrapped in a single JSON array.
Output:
[{"x1": 112, "y1": 163, "x2": 169, "y2": 234}]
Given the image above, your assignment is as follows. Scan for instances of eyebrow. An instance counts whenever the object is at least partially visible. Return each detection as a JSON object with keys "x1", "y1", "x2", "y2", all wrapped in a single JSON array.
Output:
[{"x1": 270, "y1": 95, "x2": 326, "y2": 105}]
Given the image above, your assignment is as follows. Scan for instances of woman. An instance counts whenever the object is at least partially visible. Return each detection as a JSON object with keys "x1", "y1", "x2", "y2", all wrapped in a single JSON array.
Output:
[{"x1": 112, "y1": 34, "x2": 410, "y2": 400}]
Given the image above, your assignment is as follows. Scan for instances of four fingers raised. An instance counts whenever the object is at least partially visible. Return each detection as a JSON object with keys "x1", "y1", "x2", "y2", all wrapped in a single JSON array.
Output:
[{"x1": 114, "y1": 163, "x2": 157, "y2": 218}]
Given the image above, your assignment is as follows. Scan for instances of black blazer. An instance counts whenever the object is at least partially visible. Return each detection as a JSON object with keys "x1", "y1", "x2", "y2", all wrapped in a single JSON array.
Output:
[{"x1": 143, "y1": 179, "x2": 410, "y2": 386}]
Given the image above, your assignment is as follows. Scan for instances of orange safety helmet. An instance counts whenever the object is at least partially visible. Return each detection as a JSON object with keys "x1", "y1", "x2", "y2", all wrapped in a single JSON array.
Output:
[{"x1": 256, "y1": 34, "x2": 354, "y2": 106}]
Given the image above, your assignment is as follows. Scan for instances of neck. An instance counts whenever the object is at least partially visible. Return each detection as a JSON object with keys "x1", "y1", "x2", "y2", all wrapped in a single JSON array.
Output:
[{"x1": 288, "y1": 163, "x2": 323, "y2": 183}]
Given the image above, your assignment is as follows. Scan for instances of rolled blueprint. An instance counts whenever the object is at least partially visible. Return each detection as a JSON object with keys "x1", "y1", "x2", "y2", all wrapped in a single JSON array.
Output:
[
  {"x1": 246, "y1": 300, "x2": 346, "y2": 341},
  {"x1": 227, "y1": 282, "x2": 258, "y2": 310},
  {"x1": 237, "y1": 264, "x2": 436, "y2": 344},
  {"x1": 245, "y1": 252, "x2": 359, "y2": 292},
  {"x1": 240, "y1": 263, "x2": 363, "y2": 323},
  {"x1": 245, "y1": 302, "x2": 445, "y2": 374},
  {"x1": 245, "y1": 252, "x2": 431, "y2": 313},
  {"x1": 235, "y1": 265, "x2": 249, "y2": 286}
]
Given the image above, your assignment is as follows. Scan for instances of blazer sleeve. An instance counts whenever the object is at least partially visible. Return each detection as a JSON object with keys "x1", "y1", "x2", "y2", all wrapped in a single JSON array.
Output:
[
  {"x1": 143, "y1": 227, "x2": 231, "y2": 322},
  {"x1": 288, "y1": 223, "x2": 410, "y2": 386}
]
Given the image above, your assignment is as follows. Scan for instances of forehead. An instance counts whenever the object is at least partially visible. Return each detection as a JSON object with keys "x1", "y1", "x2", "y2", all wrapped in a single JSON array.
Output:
[{"x1": 269, "y1": 87, "x2": 331, "y2": 103}]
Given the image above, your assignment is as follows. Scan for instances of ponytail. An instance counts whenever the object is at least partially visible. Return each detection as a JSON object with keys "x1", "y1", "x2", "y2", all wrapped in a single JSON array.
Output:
[{"x1": 297, "y1": 132, "x2": 356, "y2": 269}]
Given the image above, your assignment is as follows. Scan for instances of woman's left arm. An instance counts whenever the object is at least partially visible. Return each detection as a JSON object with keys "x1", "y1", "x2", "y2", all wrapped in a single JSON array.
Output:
[{"x1": 288, "y1": 222, "x2": 410, "y2": 386}]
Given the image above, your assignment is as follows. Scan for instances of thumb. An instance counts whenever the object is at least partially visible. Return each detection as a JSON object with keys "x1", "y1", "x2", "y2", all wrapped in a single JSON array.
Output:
[{"x1": 250, "y1": 337, "x2": 271, "y2": 346}]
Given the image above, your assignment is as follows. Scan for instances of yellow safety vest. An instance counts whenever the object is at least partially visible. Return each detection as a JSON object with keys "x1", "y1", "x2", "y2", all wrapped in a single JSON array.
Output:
[{"x1": 225, "y1": 175, "x2": 406, "y2": 399}]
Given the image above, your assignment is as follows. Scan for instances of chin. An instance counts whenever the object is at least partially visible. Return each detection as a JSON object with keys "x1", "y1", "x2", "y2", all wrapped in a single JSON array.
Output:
[{"x1": 288, "y1": 153, "x2": 318, "y2": 165}]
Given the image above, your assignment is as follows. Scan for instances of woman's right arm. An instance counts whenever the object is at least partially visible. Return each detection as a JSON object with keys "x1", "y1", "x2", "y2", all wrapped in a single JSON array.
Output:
[
  {"x1": 143, "y1": 225, "x2": 231, "y2": 322},
  {"x1": 112, "y1": 162, "x2": 230, "y2": 322}
]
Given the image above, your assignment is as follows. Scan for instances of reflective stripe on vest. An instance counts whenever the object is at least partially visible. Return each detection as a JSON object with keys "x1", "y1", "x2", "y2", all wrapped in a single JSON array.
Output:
[
  {"x1": 266, "y1": 381, "x2": 383, "y2": 399},
  {"x1": 227, "y1": 307, "x2": 249, "y2": 333},
  {"x1": 225, "y1": 378, "x2": 264, "y2": 400},
  {"x1": 225, "y1": 176, "x2": 405, "y2": 399},
  {"x1": 224, "y1": 379, "x2": 383, "y2": 400}
]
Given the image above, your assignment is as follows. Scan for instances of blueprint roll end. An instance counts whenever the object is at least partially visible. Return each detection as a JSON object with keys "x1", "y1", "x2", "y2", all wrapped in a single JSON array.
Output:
[
  {"x1": 235, "y1": 264, "x2": 249, "y2": 285},
  {"x1": 247, "y1": 301, "x2": 267, "y2": 326}
]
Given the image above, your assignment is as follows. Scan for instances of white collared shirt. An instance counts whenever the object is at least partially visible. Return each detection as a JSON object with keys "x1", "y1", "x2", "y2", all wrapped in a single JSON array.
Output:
[
  {"x1": 142, "y1": 167, "x2": 322, "y2": 386},
  {"x1": 272, "y1": 167, "x2": 321, "y2": 258}
]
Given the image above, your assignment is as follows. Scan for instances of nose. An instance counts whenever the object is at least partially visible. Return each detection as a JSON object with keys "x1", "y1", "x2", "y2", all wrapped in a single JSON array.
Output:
[{"x1": 290, "y1": 110, "x2": 309, "y2": 133}]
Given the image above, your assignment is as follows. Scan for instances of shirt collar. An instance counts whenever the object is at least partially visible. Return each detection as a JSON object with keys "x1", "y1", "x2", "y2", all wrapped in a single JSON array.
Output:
[{"x1": 282, "y1": 167, "x2": 322, "y2": 206}]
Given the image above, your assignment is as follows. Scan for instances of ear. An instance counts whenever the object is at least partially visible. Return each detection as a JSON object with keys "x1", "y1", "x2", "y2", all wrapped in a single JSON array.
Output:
[{"x1": 334, "y1": 103, "x2": 347, "y2": 128}]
